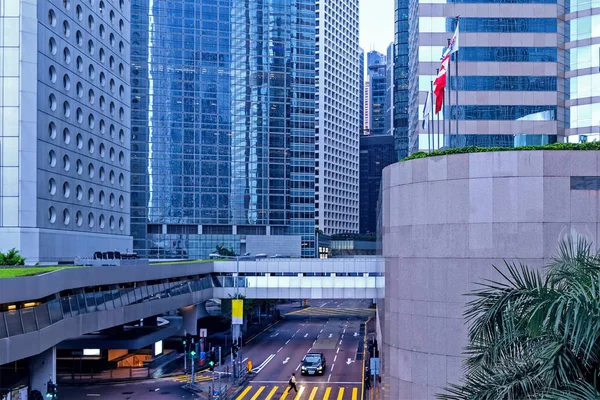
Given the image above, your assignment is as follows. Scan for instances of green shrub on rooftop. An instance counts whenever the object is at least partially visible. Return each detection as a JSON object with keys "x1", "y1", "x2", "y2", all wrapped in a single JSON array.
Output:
[{"x1": 402, "y1": 142, "x2": 600, "y2": 162}]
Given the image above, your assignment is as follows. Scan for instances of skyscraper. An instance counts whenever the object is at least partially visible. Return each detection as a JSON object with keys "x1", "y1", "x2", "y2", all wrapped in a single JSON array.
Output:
[
  {"x1": 395, "y1": 1, "x2": 566, "y2": 156},
  {"x1": 130, "y1": 0, "x2": 316, "y2": 258},
  {"x1": 314, "y1": 0, "x2": 360, "y2": 235},
  {"x1": 0, "y1": 0, "x2": 132, "y2": 262},
  {"x1": 359, "y1": 48, "x2": 365, "y2": 135},
  {"x1": 367, "y1": 50, "x2": 388, "y2": 136},
  {"x1": 386, "y1": 43, "x2": 394, "y2": 137}
]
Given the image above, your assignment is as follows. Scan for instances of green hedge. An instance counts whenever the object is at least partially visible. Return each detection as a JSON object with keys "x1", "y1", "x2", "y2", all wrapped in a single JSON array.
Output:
[{"x1": 402, "y1": 142, "x2": 600, "y2": 162}]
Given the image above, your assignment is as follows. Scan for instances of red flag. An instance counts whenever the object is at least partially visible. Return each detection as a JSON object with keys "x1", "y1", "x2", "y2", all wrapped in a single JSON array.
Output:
[{"x1": 433, "y1": 54, "x2": 450, "y2": 114}]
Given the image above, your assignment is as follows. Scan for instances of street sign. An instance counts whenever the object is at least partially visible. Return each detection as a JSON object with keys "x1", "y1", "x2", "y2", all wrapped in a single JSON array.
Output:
[
  {"x1": 200, "y1": 328, "x2": 208, "y2": 338},
  {"x1": 370, "y1": 357, "x2": 380, "y2": 375}
]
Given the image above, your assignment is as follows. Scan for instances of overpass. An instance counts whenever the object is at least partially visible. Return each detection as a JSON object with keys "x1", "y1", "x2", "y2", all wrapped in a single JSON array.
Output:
[{"x1": 0, "y1": 257, "x2": 383, "y2": 366}]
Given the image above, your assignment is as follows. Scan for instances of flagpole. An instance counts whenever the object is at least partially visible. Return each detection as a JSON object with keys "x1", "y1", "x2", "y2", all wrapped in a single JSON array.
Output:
[
  {"x1": 427, "y1": 94, "x2": 431, "y2": 153},
  {"x1": 455, "y1": 17, "x2": 460, "y2": 149},
  {"x1": 447, "y1": 38, "x2": 452, "y2": 148},
  {"x1": 430, "y1": 80, "x2": 435, "y2": 150},
  {"x1": 438, "y1": 68, "x2": 443, "y2": 148}
]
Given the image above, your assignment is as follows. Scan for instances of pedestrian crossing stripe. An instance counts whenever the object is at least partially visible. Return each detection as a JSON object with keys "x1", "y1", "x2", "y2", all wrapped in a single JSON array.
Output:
[
  {"x1": 285, "y1": 307, "x2": 376, "y2": 318},
  {"x1": 172, "y1": 374, "x2": 213, "y2": 383},
  {"x1": 236, "y1": 385, "x2": 358, "y2": 400}
]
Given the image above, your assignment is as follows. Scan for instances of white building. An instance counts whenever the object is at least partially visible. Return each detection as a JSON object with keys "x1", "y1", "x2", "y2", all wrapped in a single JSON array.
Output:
[
  {"x1": 364, "y1": 76, "x2": 371, "y2": 133},
  {"x1": 314, "y1": 0, "x2": 361, "y2": 235},
  {"x1": 0, "y1": 0, "x2": 132, "y2": 262}
]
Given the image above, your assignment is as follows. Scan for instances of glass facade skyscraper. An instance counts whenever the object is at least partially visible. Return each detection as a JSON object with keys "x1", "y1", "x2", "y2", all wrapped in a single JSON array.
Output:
[
  {"x1": 130, "y1": 0, "x2": 316, "y2": 258},
  {"x1": 367, "y1": 51, "x2": 388, "y2": 136}
]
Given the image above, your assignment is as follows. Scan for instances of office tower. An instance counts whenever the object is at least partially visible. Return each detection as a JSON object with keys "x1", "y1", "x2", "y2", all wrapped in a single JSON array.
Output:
[
  {"x1": 130, "y1": 0, "x2": 316, "y2": 258},
  {"x1": 359, "y1": 135, "x2": 395, "y2": 235},
  {"x1": 395, "y1": 1, "x2": 566, "y2": 156},
  {"x1": 386, "y1": 43, "x2": 394, "y2": 137},
  {"x1": 359, "y1": 48, "x2": 365, "y2": 135},
  {"x1": 392, "y1": 0, "x2": 410, "y2": 159},
  {"x1": 364, "y1": 76, "x2": 371, "y2": 134},
  {"x1": 0, "y1": 0, "x2": 131, "y2": 262},
  {"x1": 367, "y1": 51, "x2": 388, "y2": 136},
  {"x1": 315, "y1": 0, "x2": 360, "y2": 235}
]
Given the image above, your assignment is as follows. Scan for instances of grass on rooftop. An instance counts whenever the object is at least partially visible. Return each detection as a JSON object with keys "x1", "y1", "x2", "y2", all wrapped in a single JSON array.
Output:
[
  {"x1": 150, "y1": 259, "x2": 214, "y2": 265},
  {"x1": 0, "y1": 266, "x2": 83, "y2": 279}
]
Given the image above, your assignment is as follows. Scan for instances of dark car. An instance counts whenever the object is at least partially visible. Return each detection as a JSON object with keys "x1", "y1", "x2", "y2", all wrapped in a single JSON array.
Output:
[{"x1": 301, "y1": 352, "x2": 327, "y2": 375}]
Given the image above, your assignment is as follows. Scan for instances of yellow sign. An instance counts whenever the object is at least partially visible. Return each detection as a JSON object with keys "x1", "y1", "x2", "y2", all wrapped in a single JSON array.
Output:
[{"x1": 232, "y1": 299, "x2": 243, "y2": 325}]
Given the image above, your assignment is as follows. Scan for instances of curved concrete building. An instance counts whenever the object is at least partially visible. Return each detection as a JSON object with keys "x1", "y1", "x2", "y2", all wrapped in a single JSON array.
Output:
[{"x1": 381, "y1": 150, "x2": 600, "y2": 399}]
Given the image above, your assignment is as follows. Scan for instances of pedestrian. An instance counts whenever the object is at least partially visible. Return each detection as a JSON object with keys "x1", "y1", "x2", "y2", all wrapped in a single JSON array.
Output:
[{"x1": 288, "y1": 372, "x2": 298, "y2": 393}]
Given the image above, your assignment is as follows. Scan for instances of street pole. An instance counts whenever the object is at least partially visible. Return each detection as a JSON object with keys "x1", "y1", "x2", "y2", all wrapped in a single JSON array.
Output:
[
  {"x1": 184, "y1": 330, "x2": 187, "y2": 374},
  {"x1": 191, "y1": 348, "x2": 195, "y2": 385}
]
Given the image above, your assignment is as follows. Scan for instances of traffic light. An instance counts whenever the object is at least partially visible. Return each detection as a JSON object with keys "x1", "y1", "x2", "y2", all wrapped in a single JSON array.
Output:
[
  {"x1": 190, "y1": 349, "x2": 196, "y2": 358},
  {"x1": 45, "y1": 380, "x2": 57, "y2": 398},
  {"x1": 232, "y1": 343, "x2": 239, "y2": 358},
  {"x1": 208, "y1": 359, "x2": 215, "y2": 371}
]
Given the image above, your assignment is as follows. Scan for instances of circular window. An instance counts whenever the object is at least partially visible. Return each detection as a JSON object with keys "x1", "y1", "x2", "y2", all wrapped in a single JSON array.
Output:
[
  {"x1": 49, "y1": 94, "x2": 57, "y2": 111},
  {"x1": 119, "y1": 85, "x2": 125, "y2": 99},
  {"x1": 48, "y1": 122, "x2": 57, "y2": 139},
  {"x1": 119, "y1": 151, "x2": 124, "y2": 165},
  {"x1": 99, "y1": 143, "x2": 106, "y2": 158},
  {"x1": 63, "y1": 0, "x2": 71, "y2": 10},
  {"x1": 88, "y1": 15, "x2": 95, "y2": 31},
  {"x1": 48, "y1": 150, "x2": 57, "y2": 167},
  {"x1": 76, "y1": 56, "x2": 83, "y2": 72},
  {"x1": 99, "y1": 190, "x2": 105, "y2": 205},
  {"x1": 48, "y1": 178, "x2": 57, "y2": 195},
  {"x1": 76, "y1": 211, "x2": 83, "y2": 227},
  {"x1": 88, "y1": 212, "x2": 95, "y2": 228},
  {"x1": 99, "y1": 24, "x2": 105, "y2": 39},
  {"x1": 99, "y1": 214, "x2": 105, "y2": 229},
  {"x1": 99, "y1": 166, "x2": 106, "y2": 180},
  {"x1": 88, "y1": 89, "x2": 95, "y2": 104},
  {"x1": 49, "y1": 207, "x2": 57, "y2": 223},
  {"x1": 63, "y1": 47, "x2": 71, "y2": 64},
  {"x1": 88, "y1": 114, "x2": 95, "y2": 130},
  {"x1": 119, "y1": 129, "x2": 125, "y2": 143},
  {"x1": 63, "y1": 74, "x2": 71, "y2": 90},
  {"x1": 109, "y1": 147, "x2": 115, "y2": 161},
  {"x1": 99, "y1": 96, "x2": 106, "y2": 110},
  {"x1": 76, "y1": 5, "x2": 83, "y2": 21},
  {"x1": 48, "y1": 9, "x2": 57, "y2": 26},
  {"x1": 76, "y1": 159, "x2": 83, "y2": 174},
  {"x1": 63, "y1": 20, "x2": 70, "y2": 37},
  {"x1": 76, "y1": 31, "x2": 83, "y2": 46},
  {"x1": 76, "y1": 133, "x2": 83, "y2": 149},
  {"x1": 99, "y1": 48, "x2": 105, "y2": 63},
  {"x1": 63, "y1": 154, "x2": 71, "y2": 171},
  {"x1": 63, "y1": 127, "x2": 71, "y2": 144},
  {"x1": 88, "y1": 64, "x2": 95, "y2": 80},
  {"x1": 76, "y1": 82, "x2": 83, "y2": 98},
  {"x1": 99, "y1": 72, "x2": 106, "y2": 87},
  {"x1": 109, "y1": 216, "x2": 115, "y2": 230},
  {"x1": 119, "y1": 217, "x2": 125, "y2": 231},
  {"x1": 119, "y1": 63, "x2": 125, "y2": 77},
  {"x1": 109, "y1": 193, "x2": 115, "y2": 207},
  {"x1": 49, "y1": 66, "x2": 57, "y2": 83},
  {"x1": 63, "y1": 181, "x2": 70, "y2": 198},
  {"x1": 76, "y1": 107, "x2": 83, "y2": 123},
  {"x1": 49, "y1": 37, "x2": 57, "y2": 55},
  {"x1": 88, "y1": 188, "x2": 95, "y2": 203},
  {"x1": 88, "y1": 138, "x2": 95, "y2": 154},
  {"x1": 119, "y1": 107, "x2": 124, "y2": 121},
  {"x1": 118, "y1": 173, "x2": 124, "y2": 187},
  {"x1": 63, "y1": 208, "x2": 71, "y2": 225},
  {"x1": 63, "y1": 101, "x2": 71, "y2": 118},
  {"x1": 76, "y1": 185, "x2": 83, "y2": 200},
  {"x1": 109, "y1": 170, "x2": 115, "y2": 184},
  {"x1": 109, "y1": 56, "x2": 115, "y2": 70},
  {"x1": 119, "y1": 195, "x2": 124, "y2": 209},
  {"x1": 88, "y1": 39, "x2": 95, "y2": 56},
  {"x1": 88, "y1": 163, "x2": 95, "y2": 178},
  {"x1": 99, "y1": 119, "x2": 106, "y2": 134}
]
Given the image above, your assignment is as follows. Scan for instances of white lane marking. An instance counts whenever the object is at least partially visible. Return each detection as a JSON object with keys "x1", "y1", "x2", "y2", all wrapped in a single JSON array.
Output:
[
  {"x1": 270, "y1": 332, "x2": 279, "y2": 337},
  {"x1": 320, "y1": 329, "x2": 323, "y2": 333},
  {"x1": 331, "y1": 364, "x2": 335, "y2": 372},
  {"x1": 292, "y1": 335, "x2": 295, "y2": 338},
  {"x1": 283, "y1": 357, "x2": 290, "y2": 364},
  {"x1": 313, "y1": 340, "x2": 317, "y2": 345},
  {"x1": 295, "y1": 363, "x2": 302, "y2": 372},
  {"x1": 343, "y1": 329, "x2": 346, "y2": 334},
  {"x1": 296, "y1": 329, "x2": 301, "y2": 333},
  {"x1": 337, "y1": 348, "x2": 340, "y2": 354},
  {"x1": 242, "y1": 357, "x2": 249, "y2": 362},
  {"x1": 319, "y1": 302, "x2": 329, "y2": 308},
  {"x1": 328, "y1": 334, "x2": 333, "y2": 338},
  {"x1": 346, "y1": 358, "x2": 352, "y2": 365},
  {"x1": 328, "y1": 374, "x2": 332, "y2": 383},
  {"x1": 277, "y1": 347, "x2": 283, "y2": 353},
  {"x1": 334, "y1": 355, "x2": 337, "y2": 362},
  {"x1": 251, "y1": 380, "x2": 362, "y2": 384},
  {"x1": 339, "y1": 340, "x2": 343, "y2": 345},
  {"x1": 304, "y1": 333, "x2": 308, "y2": 338},
  {"x1": 341, "y1": 334, "x2": 344, "y2": 339},
  {"x1": 252, "y1": 353, "x2": 276, "y2": 374},
  {"x1": 297, "y1": 386, "x2": 306, "y2": 397},
  {"x1": 286, "y1": 339, "x2": 291, "y2": 344},
  {"x1": 307, "y1": 347, "x2": 312, "y2": 352},
  {"x1": 86, "y1": 395, "x2": 101, "y2": 398}
]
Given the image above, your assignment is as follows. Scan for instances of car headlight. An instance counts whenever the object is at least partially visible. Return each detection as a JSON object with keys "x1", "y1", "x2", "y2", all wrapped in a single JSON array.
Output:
[
  {"x1": 317, "y1": 366, "x2": 322, "y2": 370},
  {"x1": 301, "y1": 366, "x2": 306, "y2": 370}
]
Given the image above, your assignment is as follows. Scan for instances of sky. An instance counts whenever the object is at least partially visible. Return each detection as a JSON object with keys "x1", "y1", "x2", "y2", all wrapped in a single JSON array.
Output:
[{"x1": 359, "y1": 0, "x2": 395, "y2": 55}]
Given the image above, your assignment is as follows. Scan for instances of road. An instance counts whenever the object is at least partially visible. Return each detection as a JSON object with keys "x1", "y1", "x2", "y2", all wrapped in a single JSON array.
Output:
[
  {"x1": 235, "y1": 299, "x2": 373, "y2": 400},
  {"x1": 59, "y1": 380, "x2": 196, "y2": 399}
]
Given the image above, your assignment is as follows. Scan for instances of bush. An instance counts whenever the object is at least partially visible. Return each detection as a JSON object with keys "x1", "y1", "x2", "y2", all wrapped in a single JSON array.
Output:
[
  {"x1": 402, "y1": 142, "x2": 600, "y2": 162},
  {"x1": 0, "y1": 248, "x2": 26, "y2": 266}
]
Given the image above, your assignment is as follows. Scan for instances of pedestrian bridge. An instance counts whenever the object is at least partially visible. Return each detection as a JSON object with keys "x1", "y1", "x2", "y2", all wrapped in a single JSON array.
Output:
[{"x1": 0, "y1": 257, "x2": 383, "y2": 364}]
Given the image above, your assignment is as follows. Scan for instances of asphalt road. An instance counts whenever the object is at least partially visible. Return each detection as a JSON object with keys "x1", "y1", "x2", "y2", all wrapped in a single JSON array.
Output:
[
  {"x1": 235, "y1": 299, "x2": 371, "y2": 400},
  {"x1": 58, "y1": 380, "x2": 196, "y2": 399}
]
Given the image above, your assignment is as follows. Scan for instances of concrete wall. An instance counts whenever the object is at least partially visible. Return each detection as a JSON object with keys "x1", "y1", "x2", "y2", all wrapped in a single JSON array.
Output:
[
  {"x1": 381, "y1": 151, "x2": 600, "y2": 399},
  {"x1": 245, "y1": 235, "x2": 302, "y2": 257}
]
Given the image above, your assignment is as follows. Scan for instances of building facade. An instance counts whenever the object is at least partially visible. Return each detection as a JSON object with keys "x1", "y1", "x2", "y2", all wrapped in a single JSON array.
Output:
[
  {"x1": 0, "y1": 0, "x2": 132, "y2": 262},
  {"x1": 359, "y1": 135, "x2": 395, "y2": 235},
  {"x1": 359, "y1": 48, "x2": 365, "y2": 134},
  {"x1": 315, "y1": 0, "x2": 360, "y2": 235},
  {"x1": 364, "y1": 75, "x2": 371, "y2": 134},
  {"x1": 130, "y1": 0, "x2": 316, "y2": 258},
  {"x1": 386, "y1": 43, "x2": 394, "y2": 137},
  {"x1": 394, "y1": 0, "x2": 567, "y2": 156},
  {"x1": 367, "y1": 50, "x2": 388, "y2": 136}
]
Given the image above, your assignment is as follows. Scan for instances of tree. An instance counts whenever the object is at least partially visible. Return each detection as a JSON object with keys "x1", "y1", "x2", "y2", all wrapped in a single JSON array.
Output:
[
  {"x1": 0, "y1": 248, "x2": 25, "y2": 266},
  {"x1": 439, "y1": 236, "x2": 600, "y2": 400},
  {"x1": 215, "y1": 243, "x2": 236, "y2": 257}
]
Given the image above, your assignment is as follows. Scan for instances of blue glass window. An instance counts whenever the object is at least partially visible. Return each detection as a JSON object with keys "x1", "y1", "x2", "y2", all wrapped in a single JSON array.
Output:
[
  {"x1": 420, "y1": 17, "x2": 556, "y2": 33},
  {"x1": 418, "y1": 76, "x2": 557, "y2": 91},
  {"x1": 450, "y1": 105, "x2": 557, "y2": 120},
  {"x1": 570, "y1": 74, "x2": 600, "y2": 99},
  {"x1": 419, "y1": 47, "x2": 557, "y2": 62}
]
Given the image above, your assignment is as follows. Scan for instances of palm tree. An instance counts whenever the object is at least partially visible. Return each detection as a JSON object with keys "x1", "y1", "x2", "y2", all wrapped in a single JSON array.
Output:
[{"x1": 439, "y1": 236, "x2": 600, "y2": 400}]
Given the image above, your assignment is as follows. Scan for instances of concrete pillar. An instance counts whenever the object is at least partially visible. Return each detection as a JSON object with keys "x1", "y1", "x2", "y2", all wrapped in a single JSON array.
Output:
[
  {"x1": 180, "y1": 305, "x2": 198, "y2": 336},
  {"x1": 29, "y1": 346, "x2": 56, "y2": 395}
]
